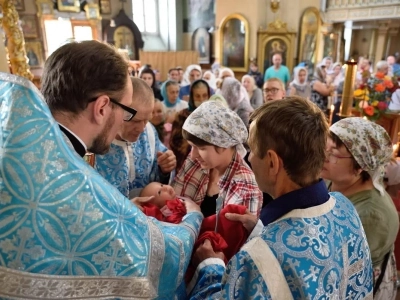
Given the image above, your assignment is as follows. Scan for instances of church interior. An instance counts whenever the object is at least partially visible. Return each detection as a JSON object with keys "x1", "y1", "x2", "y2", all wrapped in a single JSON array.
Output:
[{"x1": 2, "y1": 0, "x2": 400, "y2": 298}]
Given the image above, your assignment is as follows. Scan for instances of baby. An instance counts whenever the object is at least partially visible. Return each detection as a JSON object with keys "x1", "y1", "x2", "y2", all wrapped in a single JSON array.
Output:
[{"x1": 139, "y1": 182, "x2": 186, "y2": 223}]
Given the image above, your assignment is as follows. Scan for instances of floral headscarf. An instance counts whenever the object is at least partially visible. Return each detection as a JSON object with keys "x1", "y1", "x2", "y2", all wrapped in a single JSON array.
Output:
[
  {"x1": 217, "y1": 77, "x2": 249, "y2": 110},
  {"x1": 182, "y1": 100, "x2": 248, "y2": 157},
  {"x1": 330, "y1": 117, "x2": 393, "y2": 195}
]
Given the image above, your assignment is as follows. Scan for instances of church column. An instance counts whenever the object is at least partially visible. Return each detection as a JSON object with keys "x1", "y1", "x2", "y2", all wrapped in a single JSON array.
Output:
[
  {"x1": 368, "y1": 29, "x2": 377, "y2": 65},
  {"x1": 386, "y1": 27, "x2": 399, "y2": 58},
  {"x1": 317, "y1": 22, "x2": 334, "y2": 62},
  {"x1": 374, "y1": 21, "x2": 389, "y2": 66}
]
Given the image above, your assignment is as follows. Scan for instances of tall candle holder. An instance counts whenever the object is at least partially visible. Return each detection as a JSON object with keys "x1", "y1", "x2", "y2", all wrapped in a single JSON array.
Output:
[{"x1": 338, "y1": 60, "x2": 358, "y2": 118}]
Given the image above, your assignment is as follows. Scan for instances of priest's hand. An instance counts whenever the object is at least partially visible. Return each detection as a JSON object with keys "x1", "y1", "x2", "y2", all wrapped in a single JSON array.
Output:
[
  {"x1": 157, "y1": 150, "x2": 176, "y2": 174},
  {"x1": 179, "y1": 196, "x2": 202, "y2": 214},
  {"x1": 192, "y1": 239, "x2": 225, "y2": 268},
  {"x1": 131, "y1": 196, "x2": 154, "y2": 211},
  {"x1": 225, "y1": 210, "x2": 258, "y2": 233}
]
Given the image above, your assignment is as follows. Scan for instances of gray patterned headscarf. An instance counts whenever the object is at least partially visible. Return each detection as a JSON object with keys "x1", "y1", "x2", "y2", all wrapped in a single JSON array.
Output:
[
  {"x1": 183, "y1": 100, "x2": 248, "y2": 157},
  {"x1": 330, "y1": 117, "x2": 393, "y2": 195}
]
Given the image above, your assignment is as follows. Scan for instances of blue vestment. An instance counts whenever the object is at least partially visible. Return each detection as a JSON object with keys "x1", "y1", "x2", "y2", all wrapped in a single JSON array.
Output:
[
  {"x1": 0, "y1": 73, "x2": 202, "y2": 299},
  {"x1": 188, "y1": 181, "x2": 373, "y2": 299},
  {"x1": 95, "y1": 123, "x2": 168, "y2": 198}
]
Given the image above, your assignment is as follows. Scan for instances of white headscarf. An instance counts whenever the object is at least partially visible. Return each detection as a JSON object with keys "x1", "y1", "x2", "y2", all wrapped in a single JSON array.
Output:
[
  {"x1": 218, "y1": 68, "x2": 235, "y2": 79},
  {"x1": 181, "y1": 64, "x2": 202, "y2": 87},
  {"x1": 203, "y1": 70, "x2": 217, "y2": 90},
  {"x1": 330, "y1": 117, "x2": 393, "y2": 195},
  {"x1": 183, "y1": 100, "x2": 248, "y2": 157},
  {"x1": 291, "y1": 66, "x2": 308, "y2": 87}
]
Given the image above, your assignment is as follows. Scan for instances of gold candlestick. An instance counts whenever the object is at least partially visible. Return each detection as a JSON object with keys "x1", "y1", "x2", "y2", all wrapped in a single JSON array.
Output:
[{"x1": 338, "y1": 60, "x2": 357, "y2": 117}]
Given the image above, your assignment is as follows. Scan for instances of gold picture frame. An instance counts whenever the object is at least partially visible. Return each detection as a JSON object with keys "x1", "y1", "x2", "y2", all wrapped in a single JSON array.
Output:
[
  {"x1": 99, "y1": 0, "x2": 111, "y2": 15},
  {"x1": 257, "y1": 22, "x2": 297, "y2": 74},
  {"x1": 298, "y1": 7, "x2": 321, "y2": 66},
  {"x1": 57, "y1": 0, "x2": 80, "y2": 13},
  {"x1": 84, "y1": 3, "x2": 101, "y2": 20},
  {"x1": 36, "y1": 0, "x2": 54, "y2": 17},
  {"x1": 20, "y1": 14, "x2": 39, "y2": 38},
  {"x1": 25, "y1": 41, "x2": 43, "y2": 69},
  {"x1": 219, "y1": 13, "x2": 249, "y2": 73}
]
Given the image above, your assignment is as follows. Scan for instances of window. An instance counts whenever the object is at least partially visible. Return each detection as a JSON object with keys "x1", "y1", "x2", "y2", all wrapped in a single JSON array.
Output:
[
  {"x1": 43, "y1": 19, "x2": 96, "y2": 58},
  {"x1": 132, "y1": 0, "x2": 158, "y2": 34}
]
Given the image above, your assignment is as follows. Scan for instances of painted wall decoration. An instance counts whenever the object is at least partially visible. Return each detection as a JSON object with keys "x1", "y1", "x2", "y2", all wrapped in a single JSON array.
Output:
[
  {"x1": 192, "y1": 27, "x2": 211, "y2": 64},
  {"x1": 183, "y1": 0, "x2": 215, "y2": 33}
]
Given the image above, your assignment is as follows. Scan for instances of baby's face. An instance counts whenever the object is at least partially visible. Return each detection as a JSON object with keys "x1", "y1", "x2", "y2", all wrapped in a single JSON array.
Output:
[{"x1": 147, "y1": 183, "x2": 176, "y2": 203}]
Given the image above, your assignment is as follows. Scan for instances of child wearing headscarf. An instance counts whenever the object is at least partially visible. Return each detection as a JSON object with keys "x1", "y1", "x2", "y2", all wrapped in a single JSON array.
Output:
[
  {"x1": 160, "y1": 80, "x2": 188, "y2": 124},
  {"x1": 289, "y1": 66, "x2": 311, "y2": 99},
  {"x1": 172, "y1": 101, "x2": 262, "y2": 218},
  {"x1": 321, "y1": 117, "x2": 399, "y2": 300}
]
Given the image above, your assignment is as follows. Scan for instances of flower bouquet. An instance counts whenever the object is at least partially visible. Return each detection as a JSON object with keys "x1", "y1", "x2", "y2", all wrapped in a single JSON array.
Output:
[{"x1": 353, "y1": 71, "x2": 399, "y2": 121}]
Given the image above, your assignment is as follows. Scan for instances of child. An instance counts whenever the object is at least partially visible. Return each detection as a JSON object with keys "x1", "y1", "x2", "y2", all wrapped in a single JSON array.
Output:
[{"x1": 160, "y1": 80, "x2": 188, "y2": 123}]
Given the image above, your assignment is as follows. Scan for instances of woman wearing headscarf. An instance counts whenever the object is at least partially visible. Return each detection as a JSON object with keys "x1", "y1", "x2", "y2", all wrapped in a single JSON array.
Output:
[
  {"x1": 203, "y1": 70, "x2": 217, "y2": 90},
  {"x1": 160, "y1": 80, "x2": 188, "y2": 123},
  {"x1": 179, "y1": 64, "x2": 202, "y2": 100},
  {"x1": 170, "y1": 79, "x2": 211, "y2": 172},
  {"x1": 218, "y1": 67, "x2": 235, "y2": 79},
  {"x1": 241, "y1": 74, "x2": 263, "y2": 109},
  {"x1": 172, "y1": 101, "x2": 262, "y2": 218},
  {"x1": 310, "y1": 64, "x2": 334, "y2": 113},
  {"x1": 217, "y1": 77, "x2": 254, "y2": 127},
  {"x1": 321, "y1": 118, "x2": 399, "y2": 300},
  {"x1": 140, "y1": 68, "x2": 163, "y2": 101},
  {"x1": 289, "y1": 66, "x2": 311, "y2": 99}
]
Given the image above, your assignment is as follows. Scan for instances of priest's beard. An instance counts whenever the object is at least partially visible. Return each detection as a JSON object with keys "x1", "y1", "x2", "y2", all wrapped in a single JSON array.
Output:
[{"x1": 88, "y1": 112, "x2": 115, "y2": 155}]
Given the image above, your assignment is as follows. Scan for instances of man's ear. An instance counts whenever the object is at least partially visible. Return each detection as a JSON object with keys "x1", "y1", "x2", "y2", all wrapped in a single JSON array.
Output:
[
  {"x1": 90, "y1": 96, "x2": 110, "y2": 125},
  {"x1": 266, "y1": 149, "x2": 280, "y2": 177}
]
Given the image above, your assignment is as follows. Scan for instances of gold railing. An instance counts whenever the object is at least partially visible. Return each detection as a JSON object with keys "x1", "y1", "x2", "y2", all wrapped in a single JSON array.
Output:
[{"x1": 0, "y1": 0, "x2": 33, "y2": 80}]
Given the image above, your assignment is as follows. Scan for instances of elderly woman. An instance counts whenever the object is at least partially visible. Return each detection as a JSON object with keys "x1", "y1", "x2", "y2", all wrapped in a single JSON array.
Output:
[
  {"x1": 321, "y1": 117, "x2": 399, "y2": 300},
  {"x1": 376, "y1": 60, "x2": 390, "y2": 76},
  {"x1": 179, "y1": 64, "x2": 202, "y2": 100},
  {"x1": 218, "y1": 77, "x2": 253, "y2": 127},
  {"x1": 170, "y1": 79, "x2": 211, "y2": 172},
  {"x1": 241, "y1": 74, "x2": 263, "y2": 109},
  {"x1": 172, "y1": 101, "x2": 262, "y2": 218}
]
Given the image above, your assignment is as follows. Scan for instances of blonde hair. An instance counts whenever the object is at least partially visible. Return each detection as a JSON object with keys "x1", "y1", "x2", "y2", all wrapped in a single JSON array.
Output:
[
  {"x1": 263, "y1": 77, "x2": 285, "y2": 91},
  {"x1": 241, "y1": 74, "x2": 257, "y2": 91}
]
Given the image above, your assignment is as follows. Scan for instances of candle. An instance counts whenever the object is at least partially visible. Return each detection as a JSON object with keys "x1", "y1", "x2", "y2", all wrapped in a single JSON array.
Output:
[{"x1": 339, "y1": 60, "x2": 358, "y2": 117}]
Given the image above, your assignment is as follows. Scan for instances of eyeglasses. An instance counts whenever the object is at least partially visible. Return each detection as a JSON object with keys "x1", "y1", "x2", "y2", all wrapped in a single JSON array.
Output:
[
  {"x1": 263, "y1": 88, "x2": 280, "y2": 94},
  {"x1": 326, "y1": 151, "x2": 353, "y2": 164},
  {"x1": 89, "y1": 97, "x2": 137, "y2": 122}
]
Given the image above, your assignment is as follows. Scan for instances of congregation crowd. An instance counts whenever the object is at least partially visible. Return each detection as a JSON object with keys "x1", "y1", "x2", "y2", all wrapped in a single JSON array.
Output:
[{"x1": 0, "y1": 40, "x2": 399, "y2": 299}]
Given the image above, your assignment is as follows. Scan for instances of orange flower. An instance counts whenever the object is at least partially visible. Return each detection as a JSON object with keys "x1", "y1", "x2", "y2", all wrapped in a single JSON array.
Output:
[
  {"x1": 364, "y1": 106, "x2": 375, "y2": 116},
  {"x1": 384, "y1": 80, "x2": 394, "y2": 88},
  {"x1": 375, "y1": 72, "x2": 385, "y2": 79},
  {"x1": 375, "y1": 83, "x2": 385, "y2": 92}
]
